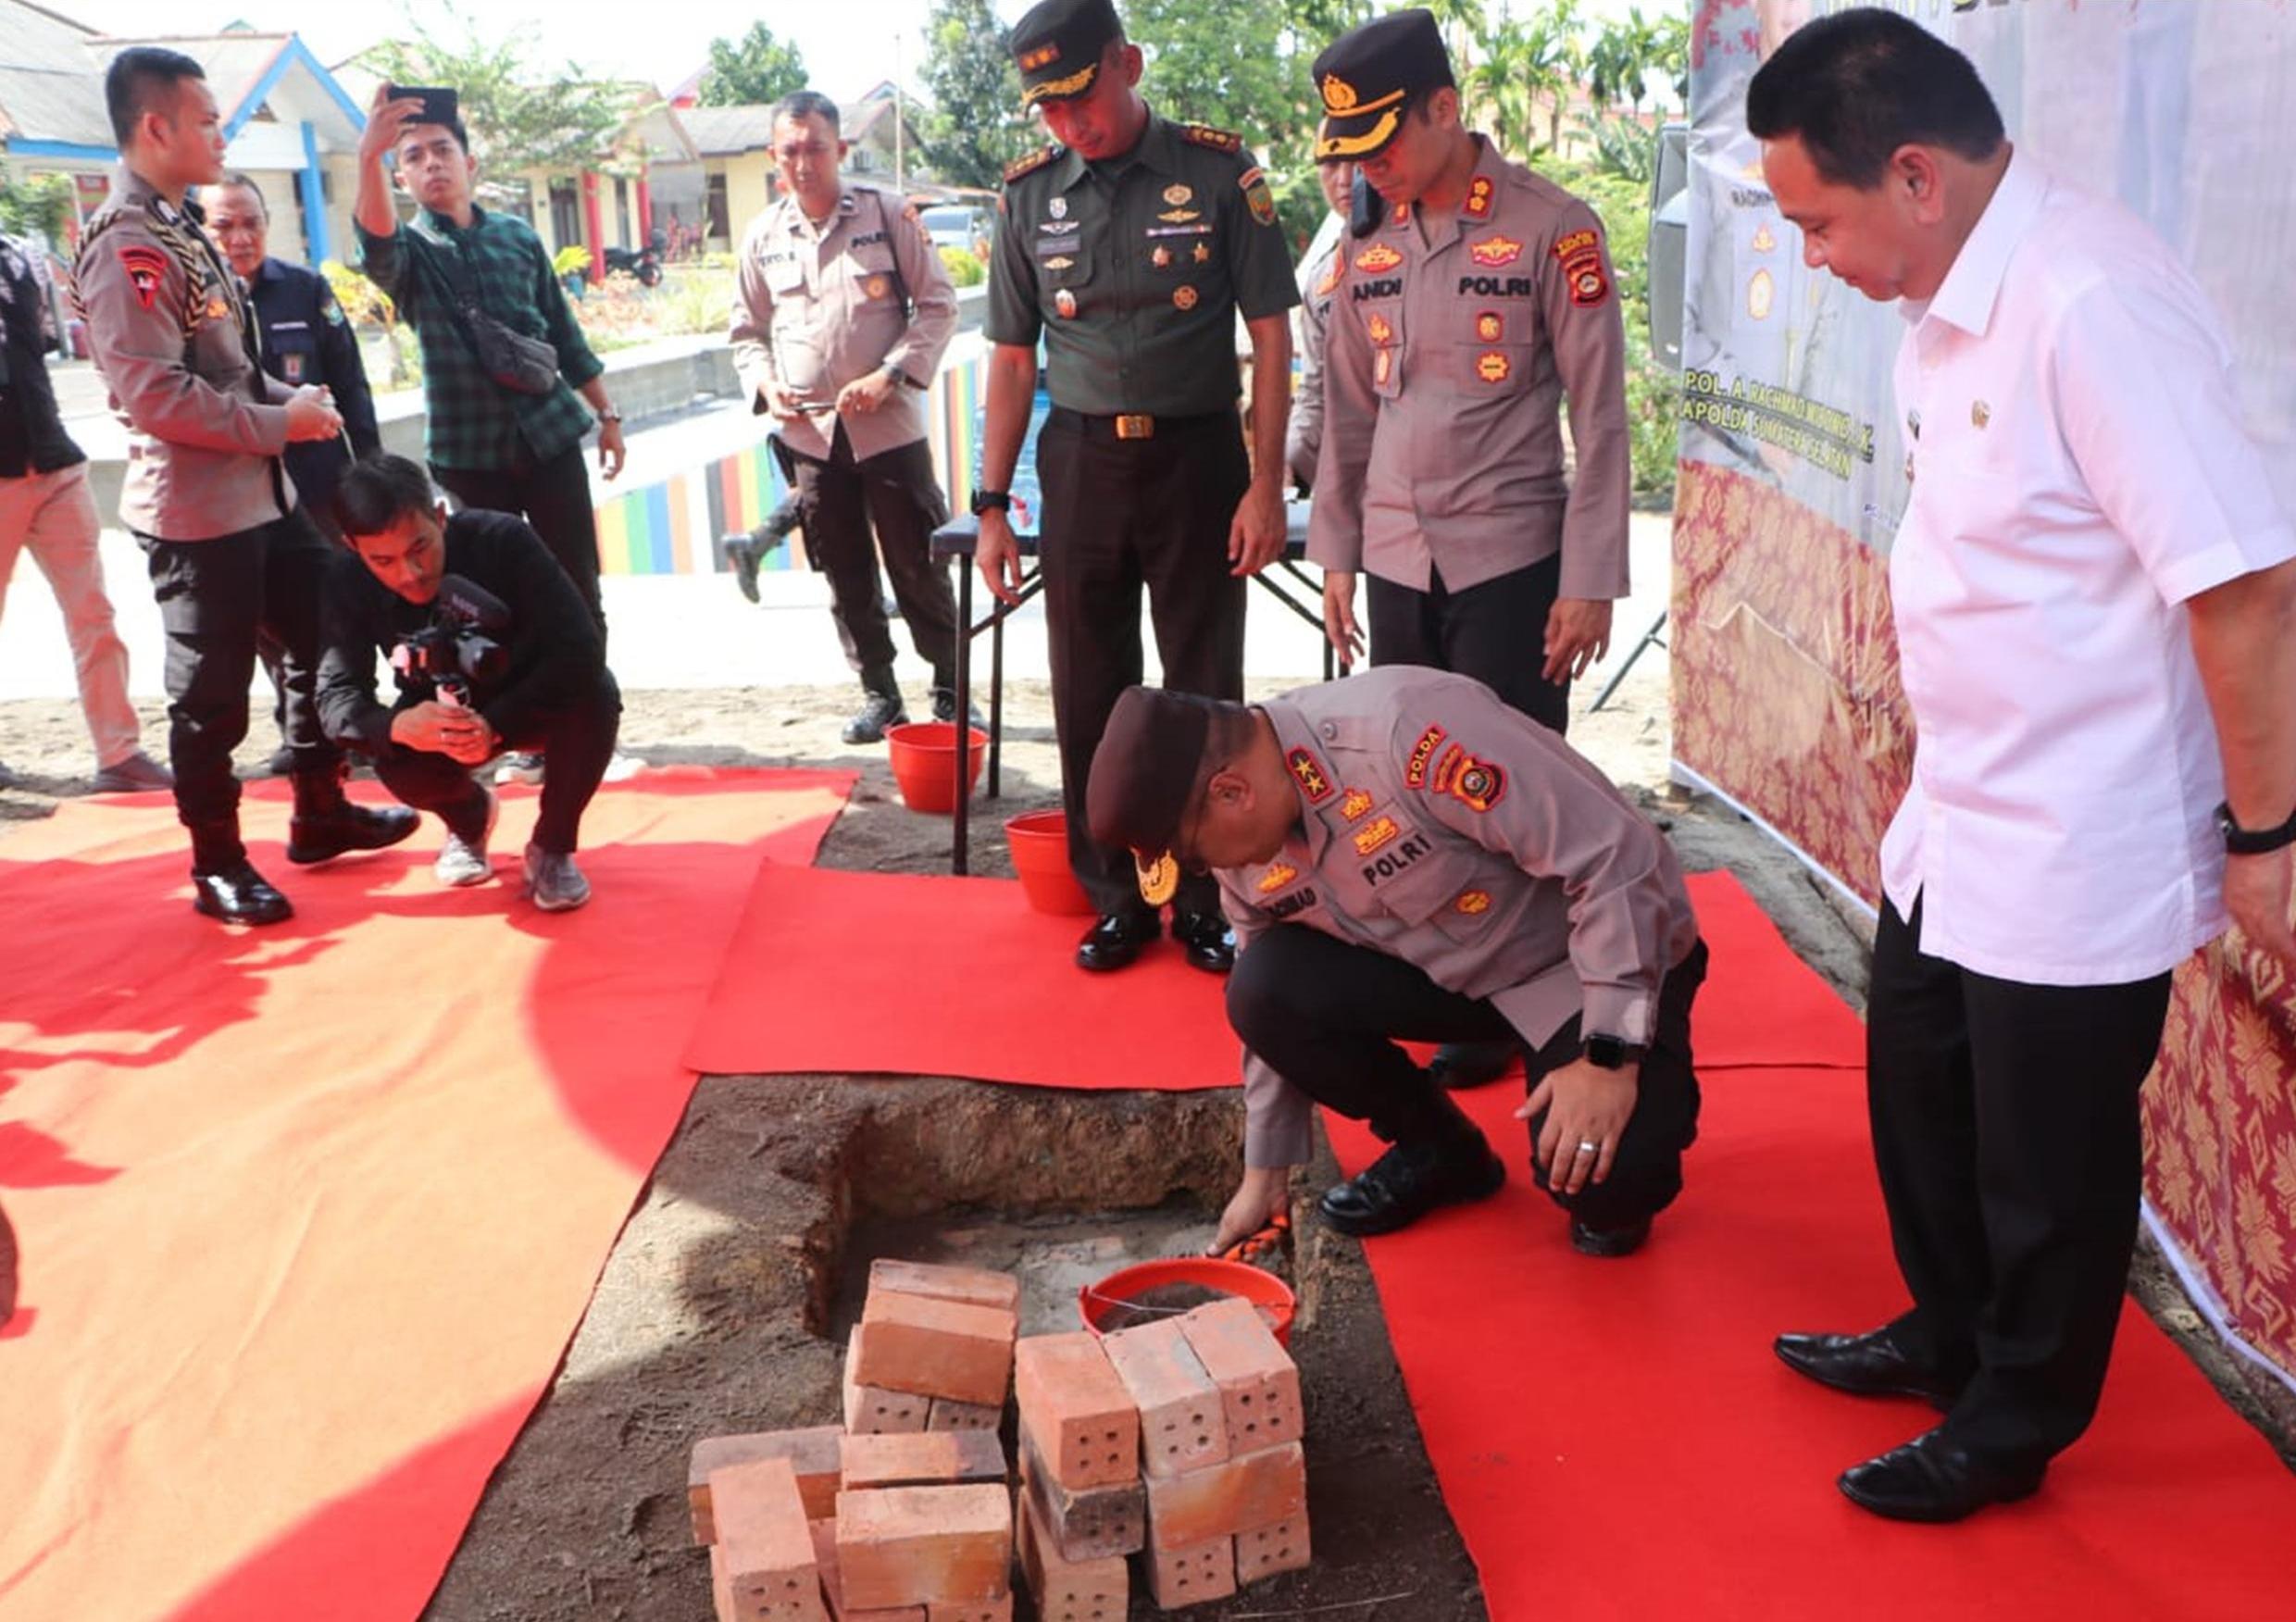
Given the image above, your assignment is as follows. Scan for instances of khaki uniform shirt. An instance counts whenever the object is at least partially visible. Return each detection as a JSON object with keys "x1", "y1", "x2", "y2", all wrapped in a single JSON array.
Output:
[
  {"x1": 984, "y1": 112, "x2": 1298, "y2": 417},
  {"x1": 730, "y1": 185, "x2": 957, "y2": 465},
  {"x1": 1221, "y1": 667, "x2": 1700, "y2": 1166},
  {"x1": 1286, "y1": 217, "x2": 1343, "y2": 490},
  {"x1": 1309, "y1": 138, "x2": 1630, "y2": 598},
  {"x1": 74, "y1": 168, "x2": 293, "y2": 541}
]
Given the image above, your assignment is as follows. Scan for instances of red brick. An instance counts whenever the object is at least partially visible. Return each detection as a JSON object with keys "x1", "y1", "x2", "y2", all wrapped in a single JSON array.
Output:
[
  {"x1": 835, "y1": 1484, "x2": 1012, "y2": 1611},
  {"x1": 840, "y1": 1430, "x2": 1007, "y2": 1492},
  {"x1": 1017, "y1": 1485, "x2": 1128, "y2": 1622},
  {"x1": 1177, "y1": 1298, "x2": 1303, "y2": 1455},
  {"x1": 1142, "y1": 1441, "x2": 1305, "y2": 1550},
  {"x1": 1138, "y1": 1535, "x2": 1236, "y2": 1610},
  {"x1": 855, "y1": 1291, "x2": 1017, "y2": 1408},
  {"x1": 1012, "y1": 1333, "x2": 1139, "y2": 1491},
  {"x1": 869, "y1": 1258, "x2": 1021, "y2": 1316},
  {"x1": 1017, "y1": 1421, "x2": 1145, "y2": 1563},
  {"x1": 926, "y1": 1398, "x2": 1003, "y2": 1433},
  {"x1": 1232, "y1": 1511, "x2": 1312, "y2": 1586},
  {"x1": 846, "y1": 1326, "x2": 930, "y2": 1435},
  {"x1": 1101, "y1": 1317, "x2": 1229, "y2": 1479},
  {"x1": 808, "y1": 1519, "x2": 926, "y2": 1622},
  {"x1": 924, "y1": 1601, "x2": 1011, "y2": 1622},
  {"x1": 707, "y1": 1455, "x2": 828, "y2": 1621},
  {"x1": 693, "y1": 1428, "x2": 846, "y2": 1543}
]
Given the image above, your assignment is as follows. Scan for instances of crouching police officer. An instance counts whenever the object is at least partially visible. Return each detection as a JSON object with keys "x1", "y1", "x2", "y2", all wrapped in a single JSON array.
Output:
[
  {"x1": 318, "y1": 455, "x2": 622, "y2": 913},
  {"x1": 1089, "y1": 668, "x2": 1708, "y2": 1256}
]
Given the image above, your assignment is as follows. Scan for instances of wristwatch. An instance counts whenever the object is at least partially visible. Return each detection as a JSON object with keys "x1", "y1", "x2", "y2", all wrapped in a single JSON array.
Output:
[
  {"x1": 596, "y1": 406, "x2": 623, "y2": 424},
  {"x1": 2216, "y1": 800, "x2": 2296, "y2": 855},
  {"x1": 968, "y1": 489, "x2": 1012, "y2": 516},
  {"x1": 1582, "y1": 1034, "x2": 1646, "y2": 1070}
]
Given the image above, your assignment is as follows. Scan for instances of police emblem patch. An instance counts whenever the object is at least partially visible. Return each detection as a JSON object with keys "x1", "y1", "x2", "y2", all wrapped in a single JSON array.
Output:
[
  {"x1": 1240, "y1": 167, "x2": 1277, "y2": 228},
  {"x1": 1173, "y1": 284, "x2": 1198, "y2": 310},
  {"x1": 1339, "y1": 787, "x2": 1375, "y2": 823},
  {"x1": 1049, "y1": 195, "x2": 1067, "y2": 220},
  {"x1": 1747, "y1": 268, "x2": 1774, "y2": 321},
  {"x1": 1354, "y1": 816, "x2": 1400, "y2": 857},
  {"x1": 1354, "y1": 243, "x2": 1403, "y2": 274},
  {"x1": 1476, "y1": 310, "x2": 1503, "y2": 342},
  {"x1": 1288, "y1": 747, "x2": 1334, "y2": 803},
  {"x1": 1467, "y1": 235, "x2": 1524, "y2": 268},
  {"x1": 1451, "y1": 755, "x2": 1506, "y2": 813},
  {"x1": 865, "y1": 275, "x2": 891, "y2": 300},
  {"x1": 1404, "y1": 724, "x2": 1445, "y2": 789},
  {"x1": 1570, "y1": 262, "x2": 1611, "y2": 307},
  {"x1": 1476, "y1": 351, "x2": 1511, "y2": 384},
  {"x1": 118, "y1": 243, "x2": 168, "y2": 312},
  {"x1": 1164, "y1": 183, "x2": 1193, "y2": 207}
]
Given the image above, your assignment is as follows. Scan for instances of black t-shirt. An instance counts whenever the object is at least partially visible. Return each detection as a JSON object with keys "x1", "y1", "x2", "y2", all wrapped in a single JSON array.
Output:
[
  {"x1": 0, "y1": 236, "x2": 84, "y2": 479},
  {"x1": 318, "y1": 507, "x2": 611, "y2": 751}
]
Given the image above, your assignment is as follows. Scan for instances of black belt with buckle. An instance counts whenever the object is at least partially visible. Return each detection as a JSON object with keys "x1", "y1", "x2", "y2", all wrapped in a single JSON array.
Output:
[{"x1": 1051, "y1": 406, "x2": 1234, "y2": 444}]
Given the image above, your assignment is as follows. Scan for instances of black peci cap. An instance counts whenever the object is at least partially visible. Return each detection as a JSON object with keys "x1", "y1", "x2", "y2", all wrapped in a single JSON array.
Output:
[
  {"x1": 1010, "y1": 0, "x2": 1123, "y2": 109},
  {"x1": 1312, "y1": 6, "x2": 1454, "y2": 161},
  {"x1": 1087, "y1": 685, "x2": 1220, "y2": 904}
]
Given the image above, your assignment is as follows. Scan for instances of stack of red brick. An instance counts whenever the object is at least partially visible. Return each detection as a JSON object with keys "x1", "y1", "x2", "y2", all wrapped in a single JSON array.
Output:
[{"x1": 1017, "y1": 1299, "x2": 1308, "y2": 1614}]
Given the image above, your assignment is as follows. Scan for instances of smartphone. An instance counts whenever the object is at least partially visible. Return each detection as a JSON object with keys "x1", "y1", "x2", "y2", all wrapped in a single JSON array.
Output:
[
  {"x1": 384, "y1": 84, "x2": 459, "y2": 129},
  {"x1": 1349, "y1": 168, "x2": 1381, "y2": 239}
]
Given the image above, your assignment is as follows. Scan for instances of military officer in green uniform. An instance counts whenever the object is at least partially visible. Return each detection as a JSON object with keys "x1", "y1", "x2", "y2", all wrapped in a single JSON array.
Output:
[{"x1": 974, "y1": 0, "x2": 1300, "y2": 976}]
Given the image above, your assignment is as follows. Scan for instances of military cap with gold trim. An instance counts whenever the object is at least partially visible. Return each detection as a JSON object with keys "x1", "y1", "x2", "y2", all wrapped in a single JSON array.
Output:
[
  {"x1": 1313, "y1": 6, "x2": 1455, "y2": 161},
  {"x1": 1010, "y1": 0, "x2": 1123, "y2": 108},
  {"x1": 1087, "y1": 684, "x2": 1223, "y2": 905}
]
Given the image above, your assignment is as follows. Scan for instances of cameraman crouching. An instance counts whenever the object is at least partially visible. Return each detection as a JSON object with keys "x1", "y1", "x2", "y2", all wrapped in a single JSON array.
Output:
[{"x1": 318, "y1": 455, "x2": 622, "y2": 911}]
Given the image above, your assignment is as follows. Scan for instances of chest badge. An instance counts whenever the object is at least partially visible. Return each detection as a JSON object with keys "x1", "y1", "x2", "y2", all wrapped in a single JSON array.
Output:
[
  {"x1": 1366, "y1": 312, "x2": 1393, "y2": 344},
  {"x1": 1043, "y1": 255, "x2": 1075, "y2": 270},
  {"x1": 1054, "y1": 288, "x2": 1079, "y2": 318},
  {"x1": 1464, "y1": 176, "x2": 1494, "y2": 219},
  {"x1": 1137, "y1": 851, "x2": 1179, "y2": 907},
  {"x1": 1338, "y1": 787, "x2": 1375, "y2": 823},
  {"x1": 117, "y1": 243, "x2": 168, "y2": 312},
  {"x1": 1971, "y1": 400, "x2": 1991, "y2": 430},
  {"x1": 1455, "y1": 890, "x2": 1492, "y2": 916},
  {"x1": 1257, "y1": 861, "x2": 1298, "y2": 893},
  {"x1": 1173, "y1": 284, "x2": 1198, "y2": 310},
  {"x1": 1164, "y1": 183, "x2": 1192, "y2": 207},
  {"x1": 1373, "y1": 348, "x2": 1394, "y2": 386},
  {"x1": 1158, "y1": 208, "x2": 1201, "y2": 223},
  {"x1": 1747, "y1": 268, "x2": 1774, "y2": 321},
  {"x1": 1354, "y1": 242, "x2": 1403, "y2": 274},
  {"x1": 1450, "y1": 755, "x2": 1506, "y2": 813},
  {"x1": 1288, "y1": 746, "x2": 1334, "y2": 803},
  {"x1": 1354, "y1": 816, "x2": 1401, "y2": 857},
  {"x1": 1476, "y1": 310, "x2": 1503, "y2": 343},
  {"x1": 1467, "y1": 234, "x2": 1524, "y2": 268},
  {"x1": 865, "y1": 275, "x2": 890, "y2": 300},
  {"x1": 1049, "y1": 195, "x2": 1068, "y2": 220},
  {"x1": 282, "y1": 352, "x2": 306, "y2": 382},
  {"x1": 1192, "y1": 241, "x2": 1211, "y2": 264},
  {"x1": 1152, "y1": 245, "x2": 1172, "y2": 268},
  {"x1": 1476, "y1": 351, "x2": 1512, "y2": 384},
  {"x1": 1752, "y1": 222, "x2": 1777, "y2": 254}
]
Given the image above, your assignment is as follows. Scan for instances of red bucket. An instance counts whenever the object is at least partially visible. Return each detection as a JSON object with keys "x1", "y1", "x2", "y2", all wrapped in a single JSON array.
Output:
[
  {"x1": 885, "y1": 721, "x2": 988, "y2": 814},
  {"x1": 1004, "y1": 810, "x2": 1093, "y2": 915},
  {"x1": 1077, "y1": 1257, "x2": 1297, "y2": 1348}
]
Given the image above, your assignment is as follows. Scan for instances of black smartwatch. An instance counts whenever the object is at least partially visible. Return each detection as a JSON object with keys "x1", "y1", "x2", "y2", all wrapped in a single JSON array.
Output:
[
  {"x1": 968, "y1": 488, "x2": 1012, "y2": 517},
  {"x1": 2216, "y1": 801, "x2": 2296, "y2": 855},
  {"x1": 1582, "y1": 1034, "x2": 1646, "y2": 1070}
]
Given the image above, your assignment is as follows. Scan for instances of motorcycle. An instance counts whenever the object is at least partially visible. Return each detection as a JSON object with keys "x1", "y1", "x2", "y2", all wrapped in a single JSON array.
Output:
[{"x1": 602, "y1": 240, "x2": 664, "y2": 287}]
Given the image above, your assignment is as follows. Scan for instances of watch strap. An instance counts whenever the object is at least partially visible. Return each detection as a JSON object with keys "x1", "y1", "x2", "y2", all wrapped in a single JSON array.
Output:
[{"x1": 2219, "y1": 800, "x2": 2296, "y2": 855}]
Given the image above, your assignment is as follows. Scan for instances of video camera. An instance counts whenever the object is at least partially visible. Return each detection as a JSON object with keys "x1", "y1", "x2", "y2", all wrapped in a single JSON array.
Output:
[{"x1": 391, "y1": 573, "x2": 510, "y2": 707}]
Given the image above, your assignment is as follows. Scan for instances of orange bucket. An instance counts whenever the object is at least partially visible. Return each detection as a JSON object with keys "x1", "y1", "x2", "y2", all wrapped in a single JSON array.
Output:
[
  {"x1": 1004, "y1": 810, "x2": 1093, "y2": 915},
  {"x1": 885, "y1": 721, "x2": 988, "y2": 814},
  {"x1": 1078, "y1": 1256, "x2": 1297, "y2": 1347}
]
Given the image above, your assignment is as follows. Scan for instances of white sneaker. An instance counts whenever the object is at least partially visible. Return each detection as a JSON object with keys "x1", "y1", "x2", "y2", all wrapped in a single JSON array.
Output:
[
  {"x1": 494, "y1": 751, "x2": 545, "y2": 786},
  {"x1": 433, "y1": 787, "x2": 497, "y2": 887},
  {"x1": 522, "y1": 842, "x2": 592, "y2": 912},
  {"x1": 602, "y1": 751, "x2": 644, "y2": 783}
]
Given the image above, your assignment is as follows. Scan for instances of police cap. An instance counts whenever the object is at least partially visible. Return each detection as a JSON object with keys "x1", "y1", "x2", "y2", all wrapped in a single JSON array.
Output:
[
  {"x1": 1011, "y1": 0, "x2": 1123, "y2": 108},
  {"x1": 1312, "y1": 6, "x2": 1454, "y2": 162},
  {"x1": 1087, "y1": 684, "x2": 1220, "y2": 905}
]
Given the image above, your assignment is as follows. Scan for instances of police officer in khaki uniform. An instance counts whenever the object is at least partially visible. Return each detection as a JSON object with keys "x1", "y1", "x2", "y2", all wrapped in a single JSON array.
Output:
[
  {"x1": 730, "y1": 90, "x2": 964, "y2": 744},
  {"x1": 1309, "y1": 9, "x2": 1631, "y2": 735},
  {"x1": 1088, "y1": 668, "x2": 1707, "y2": 1257},
  {"x1": 975, "y1": 0, "x2": 1299, "y2": 976},
  {"x1": 76, "y1": 48, "x2": 414, "y2": 925}
]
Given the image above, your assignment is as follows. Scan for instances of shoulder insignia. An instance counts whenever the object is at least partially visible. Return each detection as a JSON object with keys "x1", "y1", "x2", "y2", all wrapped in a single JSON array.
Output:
[
  {"x1": 1181, "y1": 123, "x2": 1243, "y2": 155},
  {"x1": 1554, "y1": 226, "x2": 1610, "y2": 307},
  {"x1": 1404, "y1": 724, "x2": 1446, "y2": 790},
  {"x1": 1004, "y1": 145, "x2": 1059, "y2": 184},
  {"x1": 1464, "y1": 175, "x2": 1495, "y2": 220},
  {"x1": 1238, "y1": 165, "x2": 1277, "y2": 228},
  {"x1": 117, "y1": 243, "x2": 168, "y2": 311},
  {"x1": 1288, "y1": 746, "x2": 1334, "y2": 804}
]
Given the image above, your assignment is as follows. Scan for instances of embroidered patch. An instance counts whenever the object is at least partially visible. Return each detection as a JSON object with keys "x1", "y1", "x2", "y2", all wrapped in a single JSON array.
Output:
[
  {"x1": 1339, "y1": 787, "x2": 1376, "y2": 823},
  {"x1": 1746, "y1": 268, "x2": 1774, "y2": 321},
  {"x1": 1373, "y1": 348, "x2": 1393, "y2": 386},
  {"x1": 1164, "y1": 183, "x2": 1193, "y2": 207},
  {"x1": 1404, "y1": 724, "x2": 1446, "y2": 789},
  {"x1": 1391, "y1": 202, "x2": 1412, "y2": 228},
  {"x1": 1354, "y1": 815, "x2": 1400, "y2": 856},
  {"x1": 1054, "y1": 288, "x2": 1078, "y2": 318},
  {"x1": 1467, "y1": 234, "x2": 1524, "y2": 268},
  {"x1": 117, "y1": 243, "x2": 168, "y2": 312},
  {"x1": 1569, "y1": 259, "x2": 1611, "y2": 307},
  {"x1": 1288, "y1": 747, "x2": 1334, "y2": 803},
  {"x1": 1137, "y1": 851, "x2": 1179, "y2": 905},
  {"x1": 1240, "y1": 166, "x2": 1277, "y2": 227},
  {"x1": 1476, "y1": 310, "x2": 1503, "y2": 342},
  {"x1": 1476, "y1": 351, "x2": 1511, "y2": 384},
  {"x1": 1464, "y1": 176, "x2": 1494, "y2": 219},
  {"x1": 1157, "y1": 208, "x2": 1201, "y2": 223},
  {"x1": 1018, "y1": 43, "x2": 1061, "y2": 70},
  {"x1": 1553, "y1": 228, "x2": 1600, "y2": 262},
  {"x1": 1752, "y1": 222, "x2": 1776, "y2": 254},
  {"x1": 1182, "y1": 123, "x2": 1243, "y2": 154},
  {"x1": 1043, "y1": 255, "x2": 1075, "y2": 270},
  {"x1": 1049, "y1": 196, "x2": 1068, "y2": 220},
  {"x1": 1429, "y1": 742, "x2": 1466, "y2": 794},
  {"x1": 1321, "y1": 73, "x2": 1361, "y2": 112},
  {"x1": 1257, "y1": 861, "x2": 1298, "y2": 893},
  {"x1": 1004, "y1": 145, "x2": 1058, "y2": 183},
  {"x1": 1366, "y1": 312, "x2": 1393, "y2": 345},
  {"x1": 1173, "y1": 284, "x2": 1198, "y2": 310},
  {"x1": 865, "y1": 275, "x2": 891, "y2": 300},
  {"x1": 1354, "y1": 243, "x2": 1403, "y2": 274},
  {"x1": 1451, "y1": 755, "x2": 1506, "y2": 813},
  {"x1": 1456, "y1": 890, "x2": 1492, "y2": 916},
  {"x1": 1314, "y1": 258, "x2": 1341, "y2": 299},
  {"x1": 282, "y1": 352, "x2": 305, "y2": 382}
]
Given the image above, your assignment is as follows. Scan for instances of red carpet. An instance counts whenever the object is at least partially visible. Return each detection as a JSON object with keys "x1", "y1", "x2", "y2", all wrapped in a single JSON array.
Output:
[
  {"x1": 1327, "y1": 887, "x2": 2296, "y2": 1618},
  {"x1": 0, "y1": 767, "x2": 852, "y2": 1622}
]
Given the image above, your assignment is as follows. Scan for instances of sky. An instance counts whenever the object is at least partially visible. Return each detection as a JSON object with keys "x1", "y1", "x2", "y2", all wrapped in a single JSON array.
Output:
[{"x1": 69, "y1": 0, "x2": 1650, "y2": 107}]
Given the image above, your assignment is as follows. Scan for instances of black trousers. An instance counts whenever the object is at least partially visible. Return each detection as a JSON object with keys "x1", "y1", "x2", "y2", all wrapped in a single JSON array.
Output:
[
  {"x1": 1039, "y1": 406, "x2": 1249, "y2": 917},
  {"x1": 434, "y1": 444, "x2": 605, "y2": 637},
  {"x1": 1867, "y1": 896, "x2": 2174, "y2": 1467},
  {"x1": 781, "y1": 425, "x2": 958, "y2": 691},
  {"x1": 1228, "y1": 926, "x2": 1707, "y2": 1231},
  {"x1": 368, "y1": 674, "x2": 622, "y2": 855},
  {"x1": 138, "y1": 508, "x2": 345, "y2": 870},
  {"x1": 1367, "y1": 552, "x2": 1568, "y2": 735}
]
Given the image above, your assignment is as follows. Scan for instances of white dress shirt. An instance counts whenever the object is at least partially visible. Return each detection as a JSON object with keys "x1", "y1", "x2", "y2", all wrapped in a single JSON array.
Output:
[{"x1": 1883, "y1": 153, "x2": 2296, "y2": 986}]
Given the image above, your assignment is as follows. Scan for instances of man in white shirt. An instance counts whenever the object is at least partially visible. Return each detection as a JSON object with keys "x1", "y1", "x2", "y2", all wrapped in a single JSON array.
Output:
[{"x1": 1749, "y1": 9, "x2": 2296, "y2": 1523}]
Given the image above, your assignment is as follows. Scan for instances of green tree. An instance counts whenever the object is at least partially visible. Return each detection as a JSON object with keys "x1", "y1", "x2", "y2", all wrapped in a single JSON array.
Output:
[
  {"x1": 1587, "y1": 6, "x2": 1664, "y2": 113},
  {"x1": 0, "y1": 166, "x2": 73, "y2": 241},
  {"x1": 918, "y1": 0, "x2": 1033, "y2": 188},
  {"x1": 1130, "y1": 0, "x2": 1314, "y2": 144},
  {"x1": 372, "y1": 6, "x2": 637, "y2": 197},
  {"x1": 698, "y1": 21, "x2": 807, "y2": 107}
]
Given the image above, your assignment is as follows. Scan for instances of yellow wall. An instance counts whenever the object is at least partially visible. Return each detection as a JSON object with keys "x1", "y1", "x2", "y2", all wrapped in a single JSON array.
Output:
[{"x1": 716, "y1": 154, "x2": 776, "y2": 247}]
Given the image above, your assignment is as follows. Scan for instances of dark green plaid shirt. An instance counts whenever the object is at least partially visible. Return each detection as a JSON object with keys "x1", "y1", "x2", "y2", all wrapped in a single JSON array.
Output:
[{"x1": 355, "y1": 206, "x2": 604, "y2": 472}]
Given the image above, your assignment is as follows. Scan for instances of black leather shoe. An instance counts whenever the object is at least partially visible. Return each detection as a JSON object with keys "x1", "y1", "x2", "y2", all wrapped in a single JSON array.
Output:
[
  {"x1": 1775, "y1": 1326, "x2": 1965, "y2": 1410},
  {"x1": 1318, "y1": 1134, "x2": 1507, "y2": 1237},
  {"x1": 930, "y1": 688, "x2": 987, "y2": 729},
  {"x1": 1169, "y1": 909, "x2": 1236, "y2": 975},
  {"x1": 842, "y1": 690, "x2": 908, "y2": 745},
  {"x1": 192, "y1": 860, "x2": 293, "y2": 925},
  {"x1": 723, "y1": 536, "x2": 765, "y2": 604},
  {"x1": 1570, "y1": 1216, "x2": 1653, "y2": 1257},
  {"x1": 287, "y1": 801, "x2": 421, "y2": 865},
  {"x1": 1839, "y1": 1428, "x2": 2045, "y2": 1523},
  {"x1": 1076, "y1": 910, "x2": 1160, "y2": 972},
  {"x1": 1430, "y1": 1039, "x2": 1516, "y2": 1090}
]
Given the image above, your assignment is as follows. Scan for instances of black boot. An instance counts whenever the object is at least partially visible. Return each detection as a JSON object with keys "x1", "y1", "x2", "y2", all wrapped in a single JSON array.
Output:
[
  {"x1": 287, "y1": 763, "x2": 420, "y2": 866},
  {"x1": 930, "y1": 686, "x2": 987, "y2": 730},
  {"x1": 189, "y1": 827, "x2": 293, "y2": 925},
  {"x1": 842, "y1": 674, "x2": 909, "y2": 745},
  {"x1": 1318, "y1": 1090, "x2": 1505, "y2": 1237}
]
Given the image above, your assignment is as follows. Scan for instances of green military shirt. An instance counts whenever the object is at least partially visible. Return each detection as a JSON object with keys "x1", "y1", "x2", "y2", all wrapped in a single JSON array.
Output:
[{"x1": 985, "y1": 111, "x2": 1299, "y2": 417}]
